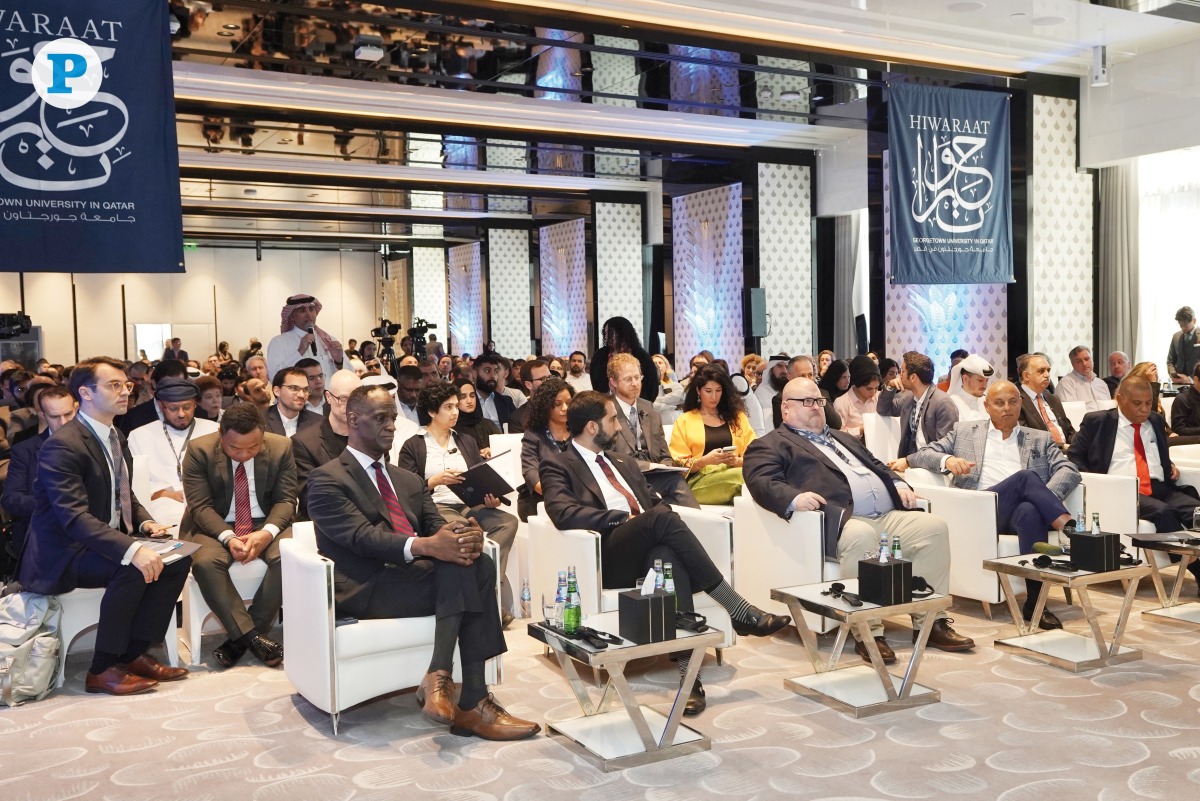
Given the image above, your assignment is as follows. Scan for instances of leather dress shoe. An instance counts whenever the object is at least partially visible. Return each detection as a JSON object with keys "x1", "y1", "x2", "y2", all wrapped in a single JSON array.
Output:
[
  {"x1": 212, "y1": 638, "x2": 248, "y2": 669},
  {"x1": 683, "y1": 678, "x2": 706, "y2": 716},
  {"x1": 451, "y1": 694, "x2": 540, "y2": 740},
  {"x1": 854, "y1": 637, "x2": 897, "y2": 665},
  {"x1": 126, "y1": 654, "x2": 189, "y2": 682},
  {"x1": 1024, "y1": 608, "x2": 1063, "y2": 630},
  {"x1": 919, "y1": 619, "x2": 975, "y2": 652},
  {"x1": 501, "y1": 610, "x2": 515, "y2": 629},
  {"x1": 416, "y1": 669, "x2": 458, "y2": 725},
  {"x1": 85, "y1": 666, "x2": 157, "y2": 696},
  {"x1": 247, "y1": 633, "x2": 284, "y2": 667},
  {"x1": 731, "y1": 606, "x2": 791, "y2": 637}
]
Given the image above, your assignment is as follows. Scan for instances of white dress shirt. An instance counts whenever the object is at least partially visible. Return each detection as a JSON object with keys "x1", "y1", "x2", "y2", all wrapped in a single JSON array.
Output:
[
  {"x1": 478, "y1": 390, "x2": 500, "y2": 426},
  {"x1": 277, "y1": 407, "x2": 300, "y2": 438},
  {"x1": 346, "y1": 445, "x2": 416, "y2": 562},
  {"x1": 267, "y1": 326, "x2": 339, "y2": 384},
  {"x1": 978, "y1": 422, "x2": 1023, "y2": 490},
  {"x1": 216, "y1": 457, "x2": 282, "y2": 544},
  {"x1": 1055, "y1": 371, "x2": 1112, "y2": 404},
  {"x1": 565, "y1": 373, "x2": 593, "y2": 392},
  {"x1": 572, "y1": 440, "x2": 637, "y2": 516},
  {"x1": 1109, "y1": 409, "x2": 1164, "y2": 481},
  {"x1": 613, "y1": 396, "x2": 642, "y2": 451},
  {"x1": 128, "y1": 416, "x2": 219, "y2": 526}
]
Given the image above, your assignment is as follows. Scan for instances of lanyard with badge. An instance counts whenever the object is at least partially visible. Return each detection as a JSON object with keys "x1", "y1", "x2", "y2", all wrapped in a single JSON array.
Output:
[{"x1": 161, "y1": 420, "x2": 197, "y2": 481}]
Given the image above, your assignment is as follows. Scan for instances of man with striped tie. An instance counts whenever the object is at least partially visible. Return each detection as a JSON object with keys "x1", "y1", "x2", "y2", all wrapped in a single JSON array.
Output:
[{"x1": 307, "y1": 385, "x2": 539, "y2": 741}]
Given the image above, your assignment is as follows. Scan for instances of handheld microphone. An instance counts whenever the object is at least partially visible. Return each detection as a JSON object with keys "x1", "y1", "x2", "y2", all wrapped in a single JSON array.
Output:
[{"x1": 306, "y1": 326, "x2": 317, "y2": 356}]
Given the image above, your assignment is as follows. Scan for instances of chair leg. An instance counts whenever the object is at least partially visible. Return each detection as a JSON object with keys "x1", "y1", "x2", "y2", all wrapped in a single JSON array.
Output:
[
  {"x1": 330, "y1": 711, "x2": 340, "y2": 736},
  {"x1": 981, "y1": 601, "x2": 993, "y2": 620},
  {"x1": 1063, "y1": 588, "x2": 1073, "y2": 606},
  {"x1": 714, "y1": 648, "x2": 724, "y2": 666}
]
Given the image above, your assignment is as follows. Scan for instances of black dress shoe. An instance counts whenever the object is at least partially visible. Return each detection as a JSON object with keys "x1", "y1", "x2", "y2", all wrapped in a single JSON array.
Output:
[
  {"x1": 731, "y1": 606, "x2": 791, "y2": 637},
  {"x1": 247, "y1": 633, "x2": 284, "y2": 667},
  {"x1": 683, "y1": 678, "x2": 706, "y2": 716},
  {"x1": 1023, "y1": 608, "x2": 1063, "y2": 630},
  {"x1": 212, "y1": 638, "x2": 248, "y2": 669},
  {"x1": 854, "y1": 637, "x2": 897, "y2": 664}
]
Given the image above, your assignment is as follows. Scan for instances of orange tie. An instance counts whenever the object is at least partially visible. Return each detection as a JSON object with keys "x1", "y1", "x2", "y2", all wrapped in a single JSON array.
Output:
[
  {"x1": 1035, "y1": 395, "x2": 1064, "y2": 445},
  {"x1": 1132, "y1": 422, "x2": 1152, "y2": 496}
]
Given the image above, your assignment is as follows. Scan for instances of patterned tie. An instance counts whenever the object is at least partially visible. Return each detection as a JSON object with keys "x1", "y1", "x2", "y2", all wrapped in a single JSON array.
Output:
[
  {"x1": 628, "y1": 406, "x2": 641, "y2": 450},
  {"x1": 1132, "y1": 423, "x2": 1153, "y2": 496},
  {"x1": 233, "y1": 462, "x2": 253, "y2": 536},
  {"x1": 372, "y1": 462, "x2": 415, "y2": 537},
  {"x1": 108, "y1": 428, "x2": 133, "y2": 534},
  {"x1": 596, "y1": 454, "x2": 640, "y2": 516},
  {"x1": 1035, "y1": 395, "x2": 1064, "y2": 445}
]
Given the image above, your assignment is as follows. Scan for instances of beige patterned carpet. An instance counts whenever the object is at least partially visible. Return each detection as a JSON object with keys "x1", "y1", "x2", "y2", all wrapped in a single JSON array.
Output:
[{"x1": 5, "y1": 579, "x2": 1200, "y2": 801}]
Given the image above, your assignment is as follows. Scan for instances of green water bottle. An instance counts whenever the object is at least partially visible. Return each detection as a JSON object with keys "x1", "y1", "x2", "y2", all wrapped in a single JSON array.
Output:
[{"x1": 563, "y1": 573, "x2": 581, "y2": 635}]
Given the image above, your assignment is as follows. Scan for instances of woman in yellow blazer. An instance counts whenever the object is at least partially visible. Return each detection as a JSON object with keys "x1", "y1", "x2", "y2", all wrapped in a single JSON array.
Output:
[{"x1": 669, "y1": 365, "x2": 756, "y2": 504}]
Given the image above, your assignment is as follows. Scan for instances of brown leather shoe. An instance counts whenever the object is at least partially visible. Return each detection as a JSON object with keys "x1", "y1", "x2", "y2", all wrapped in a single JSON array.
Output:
[
  {"x1": 920, "y1": 618, "x2": 975, "y2": 652},
  {"x1": 450, "y1": 694, "x2": 540, "y2": 741},
  {"x1": 126, "y1": 654, "x2": 189, "y2": 682},
  {"x1": 85, "y1": 665, "x2": 158, "y2": 696},
  {"x1": 854, "y1": 636, "x2": 897, "y2": 664},
  {"x1": 415, "y1": 669, "x2": 458, "y2": 725}
]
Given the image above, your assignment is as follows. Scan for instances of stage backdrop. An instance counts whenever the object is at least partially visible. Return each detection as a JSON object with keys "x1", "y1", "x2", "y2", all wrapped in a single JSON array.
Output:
[
  {"x1": 0, "y1": 0, "x2": 183, "y2": 272},
  {"x1": 888, "y1": 83, "x2": 1011, "y2": 285},
  {"x1": 539, "y1": 218, "x2": 588, "y2": 357},
  {"x1": 672, "y1": 183, "x2": 744, "y2": 365}
]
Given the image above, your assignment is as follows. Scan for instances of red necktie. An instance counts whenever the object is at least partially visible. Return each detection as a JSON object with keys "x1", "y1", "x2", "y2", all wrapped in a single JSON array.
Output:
[
  {"x1": 233, "y1": 462, "x2": 253, "y2": 536},
  {"x1": 596, "y1": 454, "x2": 640, "y2": 516},
  {"x1": 372, "y1": 461, "x2": 415, "y2": 537},
  {"x1": 1132, "y1": 422, "x2": 1152, "y2": 496},
  {"x1": 1035, "y1": 395, "x2": 1064, "y2": 445}
]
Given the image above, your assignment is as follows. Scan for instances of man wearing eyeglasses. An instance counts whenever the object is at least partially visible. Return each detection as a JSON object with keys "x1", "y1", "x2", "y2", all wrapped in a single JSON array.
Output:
[
  {"x1": 265, "y1": 367, "x2": 321, "y2": 439},
  {"x1": 292, "y1": 369, "x2": 361, "y2": 518},
  {"x1": 19, "y1": 356, "x2": 190, "y2": 695},
  {"x1": 744, "y1": 377, "x2": 972, "y2": 664},
  {"x1": 505, "y1": 359, "x2": 552, "y2": 435}
]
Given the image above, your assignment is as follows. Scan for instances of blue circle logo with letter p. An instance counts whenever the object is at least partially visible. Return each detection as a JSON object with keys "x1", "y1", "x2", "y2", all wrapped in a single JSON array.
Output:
[{"x1": 32, "y1": 39, "x2": 104, "y2": 111}]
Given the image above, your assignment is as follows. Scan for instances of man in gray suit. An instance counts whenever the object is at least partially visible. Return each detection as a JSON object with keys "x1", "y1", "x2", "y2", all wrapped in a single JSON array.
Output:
[
  {"x1": 908, "y1": 380, "x2": 1081, "y2": 630},
  {"x1": 607, "y1": 353, "x2": 699, "y2": 508},
  {"x1": 877, "y1": 351, "x2": 959, "y2": 471}
]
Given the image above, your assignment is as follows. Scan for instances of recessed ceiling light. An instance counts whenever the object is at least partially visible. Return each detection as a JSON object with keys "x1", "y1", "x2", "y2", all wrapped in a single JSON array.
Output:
[
  {"x1": 307, "y1": 193, "x2": 320, "y2": 198},
  {"x1": 1010, "y1": 12, "x2": 1028, "y2": 18},
  {"x1": 217, "y1": 31, "x2": 235, "y2": 37},
  {"x1": 243, "y1": 188, "x2": 257, "y2": 196},
  {"x1": 223, "y1": 24, "x2": 240, "y2": 30},
  {"x1": 1031, "y1": 15, "x2": 1066, "y2": 26},
  {"x1": 947, "y1": 1, "x2": 985, "y2": 11},
  {"x1": 279, "y1": 138, "x2": 293, "y2": 144}
]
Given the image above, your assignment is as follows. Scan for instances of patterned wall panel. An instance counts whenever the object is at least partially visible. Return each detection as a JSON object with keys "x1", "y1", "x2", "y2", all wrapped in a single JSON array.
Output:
[
  {"x1": 758, "y1": 163, "x2": 813, "y2": 355},
  {"x1": 596, "y1": 203, "x2": 644, "y2": 338},
  {"x1": 448, "y1": 243, "x2": 484, "y2": 355},
  {"x1": 444, "y1": 135, "x2": 482, "y2": 211},
  {"x1": 755, "y1": 56, "x2": 811, "y2": 124},
  {"x1": 486, "y1": 135, "x2": 529, "y2": 214},
  {"x1": 672, "y1": 184, "x2": 745, "y2": 364},
  {"x1": 412, "y1": 247, "x2": 447, "y2": 338},
  {"x1": 1030, "y1": 95, "x2": 1095, "y2": 373},
  {"x1": 540, "y1": 218, "x2": 589, "y2": 357},
  {"x1": 590, "y1": 35, "x2": 639, "y2": 109},
  {"x1": 668, "y1": 46, "x2": 740, "y2": 116},
  {"x1": 488, "y1": 228, "x2": 531, "y2": 357},
  {"x1": 883, "y1": 150, "x2": 1010, "y2": 378},
  {"x1": 535, "y1": 29, "x2": 585, "y2": 176},
  {"x1": 595, "y1": 149, "x2": 641, "y2": 179}
]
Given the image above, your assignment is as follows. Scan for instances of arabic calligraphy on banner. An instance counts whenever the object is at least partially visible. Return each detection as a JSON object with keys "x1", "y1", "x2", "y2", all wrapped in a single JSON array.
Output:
[
  {"x1": 0, "y1": 1, "x2": 182, "y2": 272},
  {"x1": 888, "y1": 83, "x2": 1012, "y2": 285}
]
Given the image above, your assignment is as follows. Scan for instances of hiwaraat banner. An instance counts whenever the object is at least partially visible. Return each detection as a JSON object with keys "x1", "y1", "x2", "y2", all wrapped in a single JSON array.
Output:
[
  {"x1": 0, "y1": 1, "x2": 183, "y2": 272},
  {"x1": 888, "y1": 83, "x2": 1012, "y2": 285}
]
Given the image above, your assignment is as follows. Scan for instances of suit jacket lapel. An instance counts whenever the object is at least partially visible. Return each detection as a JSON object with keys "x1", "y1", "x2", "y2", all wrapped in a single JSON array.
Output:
[
  {"x1": 778, "y1": 425, "x2": 843, "y2": 476},
  {"x1": 76, "y1": 421, "x2": 112, "y2": 498},
  {"x1": 614, "y1": 405, "x2": 638, "y2": 452},
  {"x1": 341, "y1": 450, "x2": 393, "y2": 524},
  {"x1": 564, "y1": 446, "x2": 607, "y2": 508},
  {"x1": 254, "y1": 444, "x2": 270, "y2": 507},
  {"x1": 1100, "y1": 410, "x2": 1118, "y2": 470},
  {"x1": 214, "y1": 444, "x2": 232, "y2": 509}
]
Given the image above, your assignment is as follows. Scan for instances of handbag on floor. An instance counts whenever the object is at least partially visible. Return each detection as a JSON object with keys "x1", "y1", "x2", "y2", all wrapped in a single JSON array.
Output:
[{"x1": 0, "y1": 591, "x2": 62, "y2": 706}]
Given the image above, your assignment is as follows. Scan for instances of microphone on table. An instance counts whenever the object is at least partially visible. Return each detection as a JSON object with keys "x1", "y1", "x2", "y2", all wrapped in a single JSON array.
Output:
[{"x1": 306, "y1": 326, "x2": 317, "y2": 356}]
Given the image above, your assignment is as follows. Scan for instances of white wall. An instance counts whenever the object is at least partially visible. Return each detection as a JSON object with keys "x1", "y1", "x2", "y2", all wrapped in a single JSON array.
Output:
[
  {"x1": 7, "y1": 247, "x2": 379, "y2": 365},
  {"x1": 816, "y1": 129, "x2": 868, "y2": 218}
]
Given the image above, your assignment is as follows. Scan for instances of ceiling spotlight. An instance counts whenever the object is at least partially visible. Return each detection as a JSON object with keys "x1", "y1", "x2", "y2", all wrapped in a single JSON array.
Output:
[
  {"x1": 779, "y1": 90, "x2": 803, "y2": 101},
  {"x1": 354, "y1": 34, "x2": 385, "y2": 62},
  {"x1": 223, "y1": 24, "x2": 240, "y2": 30},
  {"x1": 947, "y1": 1, "x2": 985, "y2": 11},
  {"x1": 217, "y1": 31, "x2": 235, "y2": 37},
  {"x1": 243, "y1": 188, "x2": 257, "y2": 197}
]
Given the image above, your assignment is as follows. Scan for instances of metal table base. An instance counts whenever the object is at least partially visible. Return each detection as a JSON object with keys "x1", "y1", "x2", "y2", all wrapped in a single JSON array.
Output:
[{"x1": 1141, "y1": 543, "x2": 1200, "y2": 627}]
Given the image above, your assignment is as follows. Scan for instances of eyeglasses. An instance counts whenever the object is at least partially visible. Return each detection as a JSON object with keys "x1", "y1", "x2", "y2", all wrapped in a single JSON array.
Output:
[
  {"x1": 281, "y1": 384, "x2": 309, "y2": 394},
  {"x1": 90, "y1": 380, "x2": 134, "y2": 394},
  {"x1": 615, "y1": 375, "x2": 642, "y2": 384},
  {"x1": 325, "y1": 390, "x2": 350, "y2": 404},
  {"x1": 783, "y1": 396, "x2": 828, "y2": 407}
]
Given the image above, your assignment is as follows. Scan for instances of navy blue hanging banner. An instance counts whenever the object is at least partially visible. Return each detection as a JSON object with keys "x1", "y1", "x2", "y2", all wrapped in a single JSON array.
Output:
[
  {"x1": 0, "y1": 1, "x2": 183, "y2": 272},
  {"x1": 888, "y1": 83, "x2": 1012, "y2": 285}
]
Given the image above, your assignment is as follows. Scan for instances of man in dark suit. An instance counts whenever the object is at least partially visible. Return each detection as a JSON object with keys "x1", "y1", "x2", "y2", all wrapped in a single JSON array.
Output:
[
  {"x1": 743, "y1": 377, "x2": 972, "y2": 663},
  {"x1": 307, "y1": 385, "x2": 538, "y2": 741},
  {"x1": 877, "y1": 351, "x2": 959, "y2": 471},
  {"x1": 180, "y1": 403, "x2": 296, "y2": 668},
  {"x1": 293, "y1": 369, "x2": 360, "y2": 517},
  {"x1": 1, "y1": 386, "x2": 77, "y2": 552},
  {"x1": 1017, "y1": 353, "x2": 1075, "y2": 445},
  {"x1": 506, "y1": 359, "x2": 552, "y2": 434},
  {"x1": 771, "y1": 355, "x2": 842, "y2": 431},
  {"x1": 473, "y1": 353, "x2": 516, "y2": 430},
  {"x1": 540, "y1": 391, "x2": 789, "y2": 715},
  {"x1": 162, "y1": 338, "x2": 188, "y2": 363},
  {"x1": 1171, "y1": 363, "x2": 1200, "y2": 438},
  {"x1": 265, "y1": 367, "x2": 321, "y2": 438},
  {"x1": 1105, "y1": 351, "x2": 1131, "y2": 398},
  {"x1": 1068, "y1": 376, "x2": 1200, "y2": 588},
  {"x1": 606, "y1": 353, "x2": 698, "y2": 508},
  {"x1": 1168, "y1": 306, "x2": 1199, "y2": 384},
  {"x1": 18, "y1": 357, "x2": 190, "y2": 695}
]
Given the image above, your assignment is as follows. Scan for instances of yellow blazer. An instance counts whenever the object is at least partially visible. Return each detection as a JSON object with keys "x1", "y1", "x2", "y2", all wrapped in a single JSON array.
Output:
[{"x1": 668, "y1": 410, "x2": 756, "y2": 469}]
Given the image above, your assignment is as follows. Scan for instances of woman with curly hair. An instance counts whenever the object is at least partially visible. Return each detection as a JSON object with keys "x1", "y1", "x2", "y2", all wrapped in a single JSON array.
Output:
[
  {"x1": 668, "y1": 365, "x2": 756, "y2": 504},
  {"x1": 518, "y1": 377, "x2": 575, "y2": 520}
]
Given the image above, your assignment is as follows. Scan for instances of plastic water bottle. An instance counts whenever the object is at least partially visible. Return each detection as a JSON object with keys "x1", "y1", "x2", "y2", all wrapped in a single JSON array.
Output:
[
  {"x1": 563, "y1": 573, "x2": 581, "y2": 635},
  {"x1": 653, "y1": 559, "x2": 664, "y2": 591},
  {"x1": 554, "y1": 571, "x2": 568, "y2": 627},
  {"x1": 892, "y1": 535, "x2": 902, "y2": 560},
  {"x1": 663, "y1": 562, "x2": 676, "y2": 595},
  {"x1": 1091, "y1": 513, "x2": 1101, "y2": 536},
  {"x1": 520, "y1": 578, "x2": 532, "y2": 619},
  {"x1": 878, "y1": 532, "x2": 890, "y2": 562}
]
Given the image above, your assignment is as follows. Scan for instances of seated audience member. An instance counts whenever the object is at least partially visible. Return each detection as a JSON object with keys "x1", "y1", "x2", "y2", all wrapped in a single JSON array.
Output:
[
  {"x1": 393, "y1": 365, "x2": 428, "y2": 427},
  {"x1": 589, "y1": 316, "x2": 659, "y2": 401},
  {"x1": 438, "y1": 355, "x2": 454, "y2": 381},
  {"x1": 398, "y1": 354, "x2": 421, "y2": 368},
  {"x1": 202, "y1": 354, "x2": 221, "y2": 377},
  {"x1": 1068, "y1": 376, "x2": 1200, "y2": 590},
  {"x1": 669, "y1": 365, "x2": 755, "y2": 504},
  {"x1": 265, "y1": 367, "x2": 321, "y2": 438},
  {"x1": 817, "y1": 349, "x2": 835, "y2": 379},
  {"x1": 547, "y1": 356, "x2": 566, "y2": 380},
  {"x1": 752, "y1": 354, "x2": 788, "y2": 415},
  {"x1": 116, "y1": 359, "x2": 192, "y2": 435},
  {"x1": 195, "y1": 375, "x2": 224, "y2": 422},
  {"x1": 128, "y1": 361, "x2": 152, "y2": 407},
  {"x1": 244, "y1": 354, "x2": 269, "y2": 384},
  {"x1": 1126, "y1": 361, "x2": 1172, "y2": 423},
  {"x1": 651, "y1": 353, "x2": 686, "y2": 424},
  {"x1": 936, "y1": 349, "x2": 969, "y2": 391},
  {"x1": 218, "y1": 364, "x2": 241, "y2": 409},
  {"x1": 607, "y1": 353, "x2": 699, "y2": 509},
  {"x1": 293, "y1": 369, "x2": 361, "y2": 517},
  {"x1": 1017, "y1": 352, "x2": 1075, "y2": 445},
  {"x1": 506, "y1": 359, "x2": 552, "y2": 434},
  {"x1": 6, "y1": 372, "x2": 55, "y2": 445},
  {"x1": 472, "y1": 353, "x2": 516, "y2": 429},
  {"x1": 541, "y1": 391, "x2": 789, "y2": 714},
  {"x1": 1171, "y1": 364, "x2": 1200, "y2": 438},
  {"x1": 1056, "y1": 346, "x2": 1112, "y2": 404},
  {"x1": 770, "y1": 355, "x2": 842, "y2": 431},
  {"x1": 179, "y1": 403, "x2": 295, "y2": 668},
  {"x1": 878, "y1": 351, "x2": 959, "y2": 471},
  {"x1": 453, "y1": 378, "x2": 501, "y2": 452},
  {"x1": 308, "y1": 385, "x2": 538, "y2": 741},
  {"x1": 833, "y1": 355, "x2": 881, "y2": 438},
  {"x1": 818, "y1": 358, "x2": 850, "y2": 404},
  {"x1": 497, "y1": 357, "x2": 528, "y2": 409},
  {"x1": 1, "y1": 386, "x2": 77, "y2": 551},
  {"x1": 1105, "y1": 351, "x2": 1132, "y2": 397},
  {"x1": 565, "y1": 350, "x2": 592, "y2": 392},
  {"x1": 908, "y1": 381, "x2": 1082, "y2": 628},
  {"x1": 19, "y1": 357, "x2": 188, "y2": 695},
  {"x1": 295, "y1": 357, "x2": 327, "y2": 416},
  {"x1": 518, "y1": 378, "x2": 574, "y2": 520},
  {"x1": 743, "y1": 377, "x2": 972, "y2": 662},
  {"x1": 235, "y1": 376, "x2": 272, "y2": 414},
  {"x1": 740, "y1": 354, "x2": 765, "y2": 390},
  {"x1": 946, "y1": 354, "x2": 994, "y2": 422},
  {"x1": 879, "y1": 357, "x2": 900, "y2": 386},
  {"x1": 398, "y1": 382, "x2": 520, "y2": 625},
  {"x1": 127, "y1": 378, "x2": 220, "y2": 527}
]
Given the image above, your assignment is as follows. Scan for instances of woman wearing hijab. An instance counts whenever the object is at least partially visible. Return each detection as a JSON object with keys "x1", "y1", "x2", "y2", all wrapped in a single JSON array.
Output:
[
  {"x1": 818, "y1": 358, "x2": 851, "y2": 404},
  {"x1": 946, "y1": 354, "x2": 994, "y2": 422},
  {"x1": 452, "y1": 377, "x2": 501, "y2": 452}
]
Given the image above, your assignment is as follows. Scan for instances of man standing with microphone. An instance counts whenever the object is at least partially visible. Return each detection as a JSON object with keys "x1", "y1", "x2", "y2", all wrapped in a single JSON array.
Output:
[{"x1": 267, "y1": 294, "x2": 344, "y2": 385}]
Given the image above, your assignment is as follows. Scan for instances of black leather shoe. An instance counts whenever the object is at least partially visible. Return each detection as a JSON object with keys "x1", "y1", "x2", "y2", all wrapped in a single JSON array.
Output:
[
  {"x1": 683, "y1": 678, "x2": 706, "y2": 716},
  {"x1": 1023, "y1": 608, "x2": 1063, "y2": 630},
  {"x1": 731, "y1": 606, "x2": 791, "y2": 637},
  {"x1": 501, "y1": 610, "x2": 515, "y2": 629},
  {"x1": 212, "y1": 638, "x2": 247, "y2": 669},
  {"x1": 854, "y1": 637, "x2": 897, "y2": 664},
  {"x1": 920, "y1": 618, "x2": 975, "y2": 651},
  {"x1": 247, "y1": 633, "x2": 284, "y2": 667}
]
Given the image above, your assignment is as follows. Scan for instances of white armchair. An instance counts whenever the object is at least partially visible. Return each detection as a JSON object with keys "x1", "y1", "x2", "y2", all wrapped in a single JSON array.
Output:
[
  {"x1": 863, "y1": 413, "x2": 900, "y2": 463},
  {"x1": 281, "y1": 522, "x2": 500, "y2": 734},
  {"x1": 479, "y1": 432, "x2": 526, "y2": 617}
]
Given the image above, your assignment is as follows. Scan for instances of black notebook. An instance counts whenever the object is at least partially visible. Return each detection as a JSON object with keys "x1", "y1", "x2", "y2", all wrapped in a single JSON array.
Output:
[{"x1": 446, "y1": 450, "x2": 516, "y2": 507}]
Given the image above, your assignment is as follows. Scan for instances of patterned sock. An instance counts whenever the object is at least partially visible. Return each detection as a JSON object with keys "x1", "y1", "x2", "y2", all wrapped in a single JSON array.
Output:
[{"x1": 707, "y1": 580, "x2": 752, "y2": 622}]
